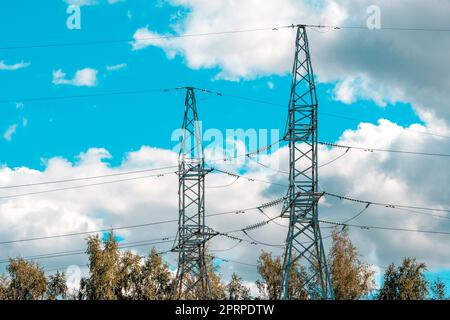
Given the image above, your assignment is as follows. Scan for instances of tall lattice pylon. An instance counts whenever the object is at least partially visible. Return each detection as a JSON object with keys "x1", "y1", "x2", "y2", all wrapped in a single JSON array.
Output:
[
  {"x1": 172, "y1": 87, "x2": 214, "y2": 299},
  {"x1": 280, "y1": 25, "x2": 333, "y2": 300}
]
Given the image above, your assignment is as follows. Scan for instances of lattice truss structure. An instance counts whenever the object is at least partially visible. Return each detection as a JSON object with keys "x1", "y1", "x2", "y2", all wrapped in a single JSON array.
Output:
[
  {"x1": 280, "y1": 26, "x2": 334, "y2": 300},
  {"x1": 172, "y1": 87, "x2": 215, "y2": 299}
]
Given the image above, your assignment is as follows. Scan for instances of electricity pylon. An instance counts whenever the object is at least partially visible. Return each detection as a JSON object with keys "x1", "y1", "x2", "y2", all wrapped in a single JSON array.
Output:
[
  {"x1": 172, "y1": 87, "x2": 215, "y2": 299},
  {"x1": 280, "y1": 25, "x2": 334, "y2": 300}
]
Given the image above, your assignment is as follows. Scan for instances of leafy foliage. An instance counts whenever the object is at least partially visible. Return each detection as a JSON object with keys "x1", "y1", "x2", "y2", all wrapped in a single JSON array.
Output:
[
  {"x1": 226, "y1": 272, "x2": 251, "y2": 300},
  {"x1": 378, "y1": 258, "x2": 428, "y2": 300},
  {"x1": 0, "y1": 229, "x2": 447, "y2": 301},
  {"x1": 47, "y1": 271, "x2": 68, "y2": 300},
  {"x1": 429, "y1": 278, "x2": 446, "y2": 300},
  {"x1": 328, "y1": 228, "x2": 374, "y2": 300},
  {"x1": 6, "y1": 258, "x2": 47, "y2": 300}
]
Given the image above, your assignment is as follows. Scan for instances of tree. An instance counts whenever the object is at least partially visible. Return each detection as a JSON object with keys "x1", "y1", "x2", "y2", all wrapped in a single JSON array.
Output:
[
  {"x1": 378, "y1": 258, "x2": 428, "y2": 300},
  {"x1": 82, "y1": 232, "x2": 120, "y2": 300},
  {"x1": 47, "y1": 271, "x2": 68, "y2": 300},
  {"x1": 256, "y1": 251, "x2": 308, "y2": 300},
  {"x1": 328, "y1": 228, "x2": 374, "y2": 300},
  {"x1": 7, "y1": 258, "x2": 47, "y2": 300},
  {"x1": 430, "y1": 278, "x2": 446, "y2": 300},
  {"x1": 138, "y1": 248, "x2": 172, "y2": 300},
  {"x1": 256, "y1": 251, "x2": 282, "y2": 300},
  {"x1": 188, "y1": 252, "x2": 226, "y2": 300},
  {"x1": 285, "y1": 260, "x2": 309, "y2": 300},
  {"x1": 116, "y1": 250, "x2": 142, "y2": 299},
  {"x1": 0, "y1": 275, "x2": 9, "y2": 300},
  {"x1": 207, "y1": 254, "x2": 226, "y2": 300},
  {"x1": 226, "y1": 272, "x2": 251, "y2": 300}
]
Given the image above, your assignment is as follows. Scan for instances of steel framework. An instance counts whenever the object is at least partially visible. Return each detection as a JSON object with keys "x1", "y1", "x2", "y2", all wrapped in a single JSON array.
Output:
[
  {"x1": 280, "y1": 26, "x2": 334, "y2": 300},
  {"x1": 172, "y1": 87, "x2": 214, "y2": 299}
]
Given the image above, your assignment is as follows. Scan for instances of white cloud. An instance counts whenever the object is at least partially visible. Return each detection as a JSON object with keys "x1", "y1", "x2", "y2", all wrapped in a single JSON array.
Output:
[
  {"x1": 332, "y1": 74, "x2": 406, "y2": 107},
  {"x1": 131, "y1": 0, "x2": 345, "y2": 80},
  {"x1": 3, "y1": 124, "x2": 18, "y2": 141},
  {"x1": 0, "y1": 60, "x2": 30, "y2": 71},
  {"x1": 52, "y1": 68, "x2": 98, "y2": 87},
  {"x1": 0, "y1": 118, "x2": 449, "y2": 281},
  {"x1": 131, "y1": 0, "x2": 450, "y2": 125},
  {"x1": 106, "y1": 63, "x2": 127, "y2": 71}
]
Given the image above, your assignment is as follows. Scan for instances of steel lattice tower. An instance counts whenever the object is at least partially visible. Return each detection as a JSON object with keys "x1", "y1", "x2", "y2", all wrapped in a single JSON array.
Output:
[
  {"x1": 280, "y1": 26, "x2": 333, "y2": 300},
  {"x1": 172, "y1": 87, "x2": 214, "y2": 299}
]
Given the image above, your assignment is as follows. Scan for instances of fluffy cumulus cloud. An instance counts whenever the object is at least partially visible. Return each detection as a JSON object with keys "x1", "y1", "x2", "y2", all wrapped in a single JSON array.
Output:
[
  {"x1": 52, "y1": 68, "x2": 98, "y2": 87},
  {"x1": 132, "y1": 0, "x2": 325, "y2": 80},
  {"x1": 131, "y1": 0, "x2": 450, "y2": 126},
  {"x1": 0, "y1": 118, "x2": 449, "y2": 285}
]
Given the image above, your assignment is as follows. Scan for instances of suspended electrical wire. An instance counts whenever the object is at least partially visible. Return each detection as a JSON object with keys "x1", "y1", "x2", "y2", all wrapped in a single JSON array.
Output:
[
  {"x1": 0, "y1": 165, "x2": 178, "y2": 190},
  {"x1": 0, "y1": 171, "x2": 177, "y2": 200},
  {"x1": 0, "y1": 195, "x2": 287, "y2": 245},
  {"x1": 2, "y1": 22, "x2": 450, "y2": 51},
  {"x1": 0, "y1": 238, "x2": 174, "y2": 264},
  {"x1": 324, "y1": 192, "x2": 450, "y2": 213},
  {"x1": 319, "y1": 141, "x2": 450, "y2": 158},
  {"x1": 319, "y1": 219, "x2": 450, "y2": 236}
]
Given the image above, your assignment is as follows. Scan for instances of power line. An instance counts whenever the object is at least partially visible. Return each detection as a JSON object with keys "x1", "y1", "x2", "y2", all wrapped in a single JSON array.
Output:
[
  {"x1": 0, "y1": 26, "x2": 284, "y2": 51},
  {"x1": 0, "y1": 231, "x2": 281, "y2": 265},
  {"x1": 319, "y1": 141, "x2": 450, "y2": 158},
  {"x1": 324, "y1": 192, "x2": 450, "y2": 213},
  {"x1": 215, "y1": 257, "x2": 257, "y2": 268},
  {"x1": 208, "y1": 90, "x2": 450, "y2": 141},
  {"x1": 2, "y1": 22, "x2": 450, "y2": 51},
  {"x1": 0, "y1": 88, "x2": 173, "y2": 105},
  {"x1": 1, "y1": 84, "x2": 448, "y2": 141},
  {"x1": 0, "y1": 171, "x2": 177, "y2": 200},
  {"x1": 215, "y1": 166, "x2": 450, "y2": 223},
  {"x1": 0, "y1": 219, "x2": 180, "y2": 246},
  {"x1": 0, "y1": 165, "x2": 178, "y2": 190},
  {"x1": 319, "y1": 219, "x2": 450, "y2": 237},
  {"x1": 246, "y1": 145, "x2": 351, "y2": 175},
  {"x1": 211, "y1": 168, "x2": 288, "y2": 188},
  {"x1": 40, "y1": 255, "x2": 258, "y2": 276},
  {"x1": 0, "y1": 238, "x2": 174, "y2": 264},
  {"x1": 310, "y1": 24, "x2": 450, "y2": 33},
  {"x1": 319, "y1": 111, "x2": 450, "y2": 140},
  {"x1": 0, "y1": 195, "x2": 287, "y2": 245},
  {"x1": 211, "y1": 166, "x2": 450, "y2": 219},
  {"x1": 0, "y1": 137, "x2": 283, "y2": 193},
  {"x1": 341, "y1": 203, "x2": 371, "y2": 224}
]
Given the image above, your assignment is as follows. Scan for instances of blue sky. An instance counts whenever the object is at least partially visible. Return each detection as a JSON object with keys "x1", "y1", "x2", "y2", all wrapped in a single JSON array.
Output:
[
  {"x1": 0, "y1": 0, "x2": 449, "y2": 297},
  {"x1": 0, "y1": 0, "x2": 422, "y2": 169}
]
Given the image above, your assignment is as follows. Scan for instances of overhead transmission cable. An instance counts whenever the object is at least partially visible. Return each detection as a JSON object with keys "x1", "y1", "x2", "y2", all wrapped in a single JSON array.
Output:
[
  {"x1": 2, "y1": 23, "x2": 450, "y2": 51},
  {"x1": 0, "y1": 195, "x2": 288, "y2": 246},
  {"x1": 319, "y1": 219, "x2": 450, "y2": 237},
  {"x1": 319, "y1": 141, "x2": 450, "y2": 158},
  {"x1": 0, "y1": 84, "x2": 448, "y2": 140},
  {"x1": 0, "y1": 238, "x2": 174, "y2": 264},
  {"x1": 324, "y1": 192, "x2": 450, "y2": 213}
]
